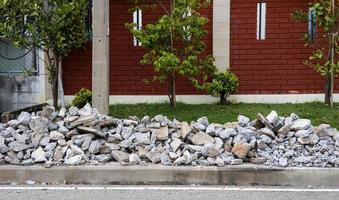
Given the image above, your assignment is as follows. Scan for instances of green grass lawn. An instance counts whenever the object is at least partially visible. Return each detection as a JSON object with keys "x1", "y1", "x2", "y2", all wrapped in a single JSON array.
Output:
[{"x1": 109, "y1": 102, "x2": 339, "y2": 129}]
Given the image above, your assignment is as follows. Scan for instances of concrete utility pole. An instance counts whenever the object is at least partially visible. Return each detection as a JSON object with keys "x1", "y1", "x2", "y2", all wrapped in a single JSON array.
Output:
[
  {"x1": 92, "y1": 0, "x2": 110, "y2": 114},
  {"x1": 213, "y1": 0, "x2": 230, "y2": 72}
]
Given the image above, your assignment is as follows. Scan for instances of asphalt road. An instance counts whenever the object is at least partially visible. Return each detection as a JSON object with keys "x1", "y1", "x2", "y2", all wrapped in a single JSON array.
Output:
[{"x1": 0, "y1": 186, "x2": 338, "y2": 200}]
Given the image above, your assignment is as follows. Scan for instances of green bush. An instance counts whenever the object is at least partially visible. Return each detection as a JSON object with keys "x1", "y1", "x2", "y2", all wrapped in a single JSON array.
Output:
[
  {"x1": 195, "y1": 70, "x2": 239, "y2": 104},
  {"x1": 72, "y1": 88, "x2": 92, "y2": 108}
]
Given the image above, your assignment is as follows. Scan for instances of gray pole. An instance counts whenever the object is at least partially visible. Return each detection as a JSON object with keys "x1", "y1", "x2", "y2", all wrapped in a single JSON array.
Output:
[{"x1": 92, "y1": 0, "x2": 110, "y2": 114}]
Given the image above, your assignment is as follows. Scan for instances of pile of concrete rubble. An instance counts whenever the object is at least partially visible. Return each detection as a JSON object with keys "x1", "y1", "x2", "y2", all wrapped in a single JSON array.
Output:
[{"x1": 0, "y1": 104, "x2": 338, "y2": 168}]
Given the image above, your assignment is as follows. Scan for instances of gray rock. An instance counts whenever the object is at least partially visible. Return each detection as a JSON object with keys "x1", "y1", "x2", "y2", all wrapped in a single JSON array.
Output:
[
  {"x1": 81, "y1": 135, "x2": 94, "y2": 150},
  {"x1": 173, "y1": 156, "x2": 187, "y2": 165},
  {"x1": 238, "y1": 115, "x2": 250, "y2": 127},
  {"x1": 95, "y1": 154, "x2": 112, "y2": 162},
  {"x1": 134, "y1": 132, "x2": 151, "y2": 144},
  {"x1": 231, "y1": 158, "x2": 243, "y2": 165},
  {"x1": 68, "y1": 106, "x2": 79, "y2": 116},
  {"x1": 215, "y1": 157, "x2": 225, "y2": 167},
  {"x1": 78, "y1": 103, "x2": 93, "y2": 116},
  {"x1": 31, "y1": 147, "x2": 47, "y2": 163},
  {"x1": 170, "y1": 138, "x2": 182, "y2": 152},
  {"x1": 233, "y1": 134, "x2": 248, "y2": 144},
  {"x1": 58, "y1": 107, "x2": 67, "y2": 118},
  {"x1": 189, "y1": 132, "x2": 215, "y2": 145},
  {"x1": 298, "y1": 134, "x2": 319, "y2": 145},
  {"x1": 70, "y1": 115, "x2": 96, "y2": 127},
  {"x1": 65, "y1": 155, "x2": 82, "y2": 165},
  {"x1": 278, "y1": 157, "x2": 288, "y2": 167},
  {"x1": 128, "y1": 153, "x2": 141, "y2": 165},
  {"x1": 111, "y1": 150, "x2": 129, "y2": 162},
  {"x1": 295, "y1": 129, "x2": 311, "y2": 138},
  {"x1": 49, "y1": 131, "x2": 65, "y2": 141},
  {"x1": 259, "y1": 128, "x2": 275, "y2": 138},
  {"x1": 197, "y1": 117, "x2": 209, "y2": 127},
  {"x1": 214, "y1": 137, "x2": 224, "y2": 150},
  {"x1": 237, "y1": 126, "x2": 255, "y2": 141},
  {"x1": 17, "y1": 112, "x2": 31, "y2": 126},
  {"x1": 21, "y1": 158, "x2": 34, "y2": 166},
  {"x1": 266, "y1": 111, "x2": 279, "y2": 125},
  {"x1": 66, "y1": 129, "x2": 79, "y2": 139},
  {"x1": 78, "y1": 126, "x2": 106, "y2": 138},
  {"x1": 89, "y1": 140, "x2": 101, "y2": 154},
  {"x1": 180, "y1": 122, "x2": 191, "y2": 139},
  {"x1": 121, "y1": 127, "x2": 133, "y2": 140},
  {"x1": 57, "y1": 139, "x2": 66, "y2": 146},
  {"x1": 41, "y1": 106, "x2": 55, "y2": 120},
  {"x1": 44, "y1": 142, "x2": 57, "y2": 151},
  {"x1": 160, "y1": 153, "x2": 172, "y2": 165},
  {"x1": 29, "y1": 117, "x2": 48, "y2": 134},
  {"x1": 217, "y1": 128, "x2": 236, "y2": 139},
  {"x1": 71, "y1": 144, "x2": 84, "y2": 155},
  {"x1": 191, "y1": 122, "x2": 206, "y2": 131},
  {"x1": 9, "y1": 142, "x2": 33, "y2": 152},
  {"x1": 147, "y1": 122, "x2": 161, "y2": 129},
  {"x1": 5, "y1": 155, "x2": 20, "y2": 165},
  {"x1": 290, "y1": 119, "x2": 311, "y2": 131},
  {"x1": 257, "y1": 113, "x2": 274, "y2": 130},
  {"x1": 64, "y1": 115, "x2": 79, "y2": 123},
  {"x1": 141, "y1": 116, "x2": 150, "y2": 124},
  {"x1": 39, "y1": 136, "x2": 50, "y2": 147},
  {"x1": 146, "y1": 151, "x2": 162, "y2": 164},
  {"x1": 123, "y1": 119, "x2": 138, "y2": 126},
  {"x1": 205, "y1": 124, "x2": 216, "y2": 135},
  {"x1": 0, "y1": 144, "x2": 10, "y2": 154}
]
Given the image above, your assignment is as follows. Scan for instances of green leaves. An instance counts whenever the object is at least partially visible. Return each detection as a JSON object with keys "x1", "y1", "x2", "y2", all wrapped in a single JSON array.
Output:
[
  {"x1": 127, "y1": 0, "x2": 216, "y2": 103},
  {"x1": 0, "y1": 0, "x2": 88, "y2": 57},
  {"x1": 193, "y1": 69, "x2": 239, "y2": 104},
  {"x1": 292, "y1": 0, "x2": 338, "y2": 77}
]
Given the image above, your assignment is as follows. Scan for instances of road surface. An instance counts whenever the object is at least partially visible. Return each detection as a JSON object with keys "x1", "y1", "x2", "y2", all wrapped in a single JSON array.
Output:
[{"x1": 0, "y1": 186, "x2": 338, "y2": 200}]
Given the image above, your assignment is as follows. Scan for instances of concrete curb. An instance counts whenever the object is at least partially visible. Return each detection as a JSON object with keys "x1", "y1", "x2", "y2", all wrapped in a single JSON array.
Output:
[{"x1": 0, "y1": 164, "x2": 338, "y2": 187}]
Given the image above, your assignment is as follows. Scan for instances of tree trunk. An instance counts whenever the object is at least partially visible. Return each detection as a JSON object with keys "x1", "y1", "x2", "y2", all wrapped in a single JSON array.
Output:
[
  {"x1": 324, "y1": 73, "x2": 333, "y2": 106},
  {"x1": 220, "y1": 92, "x2": 227, "y2": 104},
  {"x1": 168, "y1": 75, "x2": 176, "y2": 107},
  {"x1": 52, "y1": 60, "x2": 59, "y2": 108},
  {"x1": 58, "y1": 58, "x2": 65, "y2": 108}
]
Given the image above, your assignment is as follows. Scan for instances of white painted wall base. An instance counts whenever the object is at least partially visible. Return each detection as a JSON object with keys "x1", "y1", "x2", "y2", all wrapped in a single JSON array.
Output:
[{"x1": 61, "y1": 94, "x2": 339, "y2": 105}]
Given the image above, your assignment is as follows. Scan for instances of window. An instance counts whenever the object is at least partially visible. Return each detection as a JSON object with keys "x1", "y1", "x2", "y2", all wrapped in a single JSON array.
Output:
[
  {"x1": 257, "y1": 2, "x2": 266, "y2": 40},
  {"x1": 0, "y1": 39, "x2": 37, "y2": 75},
  {"x1": 133, "y1": 9, "x2": 142, "y2": 46},
  {"x1": 308, "y1": 8, "x2": 316, "y2": 41}
]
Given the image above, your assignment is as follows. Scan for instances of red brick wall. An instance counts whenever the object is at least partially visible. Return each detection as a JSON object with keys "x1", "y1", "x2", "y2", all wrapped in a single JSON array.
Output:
[
  {"x1": 63, "y1": 0, "x2": 213, "y2": 95},
  {"x1": 63, "y1": 42, "x2": 92, "y2": 95},
  {"x1": 230, "y1": 0, "x2": 339, "y2": 94}
]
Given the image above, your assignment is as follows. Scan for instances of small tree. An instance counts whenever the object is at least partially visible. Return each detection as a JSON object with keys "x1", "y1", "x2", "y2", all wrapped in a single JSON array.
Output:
[
  {"x1": 194, "y1": 70, "x2": 239, "y2": 104},
  {"x1": 292, "y1": 0, "x2": 338, "y2": 107},
  {"x1": 0, "y1": 0, "x2": 89, "y2": 108},
  {"x1": 127, "y1": 0, "x2": 216, "y2": 107}
]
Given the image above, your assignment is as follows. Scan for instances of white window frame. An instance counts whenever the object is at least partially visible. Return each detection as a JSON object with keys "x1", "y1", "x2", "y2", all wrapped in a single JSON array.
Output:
[
  {"x1": 256, "y1": 2, "x2": 266, "y2": 40},
  {"x1": 133, "y1": 9, "x2": 142, "y2": 46}
]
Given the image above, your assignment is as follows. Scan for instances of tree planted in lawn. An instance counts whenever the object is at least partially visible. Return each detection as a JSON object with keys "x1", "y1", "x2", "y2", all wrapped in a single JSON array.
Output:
[
  {"x1": 127, "y1": 0, "x2": 216, "y2": 107},
  {"x1": 0, "y1": 0, "x2": 89, "y2": 108},
  {"x1": 292, "y1": 0, "x2": 338, "y2": 107}
]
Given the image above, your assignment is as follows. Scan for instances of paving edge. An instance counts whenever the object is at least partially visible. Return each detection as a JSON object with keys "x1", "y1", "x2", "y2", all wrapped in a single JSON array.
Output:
[{"x1": 0, "y1": 164, "x2": 338, "y2": 187}]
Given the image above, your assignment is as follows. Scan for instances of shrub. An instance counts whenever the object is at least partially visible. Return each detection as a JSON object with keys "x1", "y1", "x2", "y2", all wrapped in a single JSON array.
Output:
[
  {"x1": 72, "y1": 88, "x2": 92, "y2": 108},
  {"x1": 195, "y1": 70, "x2": 239, "y2": 104}
]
